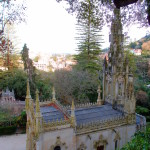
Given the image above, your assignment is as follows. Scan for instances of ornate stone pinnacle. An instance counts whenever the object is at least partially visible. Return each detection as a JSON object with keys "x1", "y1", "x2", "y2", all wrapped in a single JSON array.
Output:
[
  {"x1": 36, "y1": 89, "x2": 40, "y2": 113},
  {"x1": 97, "y1": 85, "x2": 102, "y2": 105},
  {"x1": 71, "y1": 99, "x2": 76, "y2": 127},
  {"x1": 26, "y1": 79, "x2": 31, "y2": 99},
  {"x1": 52, "y1": 87, "x2": 56, "y2": 102},
  {"x1": 71, "y1": 99, "x2": 75, "y2": 111}
]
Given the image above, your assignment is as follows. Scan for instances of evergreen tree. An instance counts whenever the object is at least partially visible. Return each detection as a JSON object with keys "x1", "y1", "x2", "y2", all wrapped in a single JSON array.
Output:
[
  {"x1": 21, "y1": 44, "x2": 36, "y2": 98},
  {"x1": 74, "y1": 0, "x2": 103, "y2": 73},
  {"x1": 21, "y1": 44, "x2": 29, "y2": 70}
]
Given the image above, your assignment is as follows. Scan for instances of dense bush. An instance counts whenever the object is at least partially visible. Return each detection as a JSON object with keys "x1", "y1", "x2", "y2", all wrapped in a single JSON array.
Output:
[
  {"x1": 121, "y1": 130, "x2": 150, "y2": 150},
  {"x1": 14, "y1": 111, "x2": 26, "y2": 127},
  {"x1": 0, "y1": 109, "x2": 26, "y2": 135},
  {"x1": 0, "y1": 126, "x2": 17, "y2": 135},
  {"x1": 0, "y1": 69, "x2": 53, "y2": 101},
  {"x1": 53, "y1": 69, "x2": 99, "y2": 104}
]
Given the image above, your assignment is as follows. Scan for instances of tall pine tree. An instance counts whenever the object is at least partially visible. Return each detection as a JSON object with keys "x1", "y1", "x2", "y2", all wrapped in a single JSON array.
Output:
[
  {"x1": 21, "y1": 44, "x2": 36, "y2": 98},
  {"x1": 74, "y1": 0, "x2": 103, "y2": 73}
]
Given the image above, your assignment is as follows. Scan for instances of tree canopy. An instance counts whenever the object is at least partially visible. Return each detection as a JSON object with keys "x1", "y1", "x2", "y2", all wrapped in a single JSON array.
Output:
[
  {"x1": 74, "y1": 0, "x2": 103, "y2": 73},
  {"x1": 56, "y1": 0, "x2": 149, "y2": 27}
]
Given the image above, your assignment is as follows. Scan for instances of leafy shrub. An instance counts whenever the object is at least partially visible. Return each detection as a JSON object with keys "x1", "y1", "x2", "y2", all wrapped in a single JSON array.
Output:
[
  {"x1": 0, "y1": 126, "x2": 17, "y2": 135},
  {"x1": 136, "y1": 90, "x2": 149, "y2": 106},
  {"x1": 121, "y1": 130, "x2": 150, "y2": 150},
  {"x1": 136, "y1": 106, "x2": 149, "y2": 115},
  {"x1": 14, "y1": 111, "x2": 26, "y2": 127}
]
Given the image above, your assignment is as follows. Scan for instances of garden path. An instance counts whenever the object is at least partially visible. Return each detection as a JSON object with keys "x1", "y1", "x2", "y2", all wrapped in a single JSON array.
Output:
[{"x1": 0, "y1": 134, "x2": 26, "y2": 150}]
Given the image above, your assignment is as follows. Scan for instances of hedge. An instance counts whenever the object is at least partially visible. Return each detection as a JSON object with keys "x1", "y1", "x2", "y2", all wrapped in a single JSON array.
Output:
[{"x1": 0, "y1": 126, "x2": 17, "y2": 135}]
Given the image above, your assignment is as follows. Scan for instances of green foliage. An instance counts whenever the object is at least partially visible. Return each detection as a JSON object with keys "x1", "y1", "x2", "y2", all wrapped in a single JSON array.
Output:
[
  {"x1": 0, "y1": 110, "x2": 26, "y2": 135},
  {"x1": 136, "y1": 106, "x2": 149, "y2": 115},
  {"x1": 21, "y1": 44, "x2": 36, "y2": 98},
  {"x1": 14, "y1": 111, "x2": 26, "y2": 127},
  {"x1": 0, "y1": 126, "x2": 17, "y2": 136},
  {"x1": 74, "y1": 0, "x2": 103, "y2": 73},
  {"x1": 121, "y1": 130, "x2": 150, "y2": 150},
  {"x1": 124, "y1": 50, "x2": 137, "y2": 74},
  {"x1": 0, "y1": 107, "x2": 13, "y2": 123},
  {"x1": 53, "y1": 68, "x2": 99, "y2": 103},
  {"x1": 129, "y1": 42, "x2": 137, "y2": 49},
  {"x1": 21, "y1": 44, "x2": 29, "y2": 70},
  {"x1": 0, "y1": 69, "x2": 27, "y2": 100},
  {"x1": 35, "y1": 70, "x2": 53, "y2": 100},
  {"x1": 0, "y1": 68, "x2": 53, "y2": 100}
]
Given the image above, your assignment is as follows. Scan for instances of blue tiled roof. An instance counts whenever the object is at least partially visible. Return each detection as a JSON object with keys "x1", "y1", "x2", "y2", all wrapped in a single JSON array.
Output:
[
  {"x1": 40, "y1": 104, "x2": 146, "y2": 126},
  {"x1": 40, "y1": 106, "x2": 65, "y2": 123},
  {"x1": 40, "y1": 104, "x2": 123, "y2": 125},
  {"x1": 74, "y1": 104, "x2": 123, "y2": 125}
]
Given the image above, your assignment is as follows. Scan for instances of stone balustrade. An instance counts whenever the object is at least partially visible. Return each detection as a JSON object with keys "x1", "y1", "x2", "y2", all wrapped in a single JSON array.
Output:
[
  {"x1": 76, "y1": 114, "x2": 135, "y2": 134},
  {"x1": 42, "y1": 118, "x2": 71, "y2": 132},
  {"x1": 63, "y1": 102, "x2": 98, "y2": 110}
]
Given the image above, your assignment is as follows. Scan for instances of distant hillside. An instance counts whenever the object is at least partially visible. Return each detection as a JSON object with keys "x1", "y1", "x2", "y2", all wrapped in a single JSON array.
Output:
[{"x1": 128, "y1": 34, "x2": 150, "y2": 50}]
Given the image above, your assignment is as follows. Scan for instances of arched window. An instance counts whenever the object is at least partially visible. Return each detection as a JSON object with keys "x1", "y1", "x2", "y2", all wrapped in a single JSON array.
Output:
[
  {"x1": 115, "y1": 140, "x2": 118, "y2": 150},
  {"x1": 54, "y1": 146, "x2": 61, "y2": 150}
]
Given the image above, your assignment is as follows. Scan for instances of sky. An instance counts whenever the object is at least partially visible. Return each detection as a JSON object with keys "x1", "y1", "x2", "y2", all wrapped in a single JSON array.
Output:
[{"x1": 16, "y1": 0, "x2": 150, "y2": 55}]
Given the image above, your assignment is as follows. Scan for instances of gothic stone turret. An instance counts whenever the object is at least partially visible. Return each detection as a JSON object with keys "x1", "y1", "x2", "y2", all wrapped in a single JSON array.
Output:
[{"x1": 103, "y1": 8, "x2": 135, "y2": 114}]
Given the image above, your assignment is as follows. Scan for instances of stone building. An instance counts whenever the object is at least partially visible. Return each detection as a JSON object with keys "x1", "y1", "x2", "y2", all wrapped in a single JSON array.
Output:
[
  {"x1": 25, "y1": 8, "x2": 146, "y2": 150},
  {"x1": 0, "y1": 88, "x2": 25, "y2": 115},
  {"x1": 1, "y1": 88, "x2": 15, "y2": 102}
]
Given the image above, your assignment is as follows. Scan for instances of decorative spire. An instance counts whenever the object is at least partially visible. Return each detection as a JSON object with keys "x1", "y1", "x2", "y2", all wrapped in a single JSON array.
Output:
[
  {"x1": 97, "y1": 85, "x2": 102, "y2": 105},
  {"x1": 109, "y1": 8, "x2": 124, "y2": 70},
  {"x1": 26, "y1": 79, "x2": 31, "y2": 99},
  {"x1": 97, "y1": 85, "x2": 104, "y2": 105},
  {"x1": 35, "y1": 89, "x2": 42, "y2": 138},
  {"x1": 36, "y1": 89, "x2": 40, "y2": 113},
  {"x1": 25, "y1": 79, "x2": 31, "y2": 111},
  {"x1": 71, "y1": 99, "x2": 76, "y2": 127},
  {"x1": 71, "y1": 99, "x2": 75, "y2": 111},
  {"x1": 52, "y1": 86, "x2": 56, "y2": 102}
]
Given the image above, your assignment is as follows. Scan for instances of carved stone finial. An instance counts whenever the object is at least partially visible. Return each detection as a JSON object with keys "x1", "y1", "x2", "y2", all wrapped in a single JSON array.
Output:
[
  {"x1": 97, "y1": 85, "x2": 104, "y2": 105},
  {"x1": 71, "y1": 99, "x2": 76, "y2": 127},
  {"x1": 36, "y1": 89, "x2": 40, "y2": 113},
  {"x1": 52, "y1": 86, "x2": 56, "y2": 102},
  {"x1": 35, "y1": 89, "x2": 42, "y2": 138},
  {"x1": 71, "y1": 99, "x2": 75, "y2": 110},
  {"x1": 97, "y1": 85, "x2": 102, "y2": 105},
  {"x1": 26, "y1": 79, "x2": 31, "y2": 99},
  {"x1": 25, "y1": 79, "x2": 31, "y2": 110}
]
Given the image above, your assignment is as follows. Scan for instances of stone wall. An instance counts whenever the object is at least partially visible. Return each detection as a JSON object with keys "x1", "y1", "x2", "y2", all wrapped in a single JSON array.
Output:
[
  {"x1": 36, "y1": 124, "x2": 136, "y2": 150},
  {"x1": 38, "y1": 127, "x2": 75, "y2": 150},
  {"x1": 76, "y1": 124, "x2": 136, "y2": 150}
]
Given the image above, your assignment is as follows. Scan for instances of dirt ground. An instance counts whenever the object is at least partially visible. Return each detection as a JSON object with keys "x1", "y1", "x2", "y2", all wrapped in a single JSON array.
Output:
[{"x1": 0, "y1": 134, "x2": 26, "y2": 150}]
